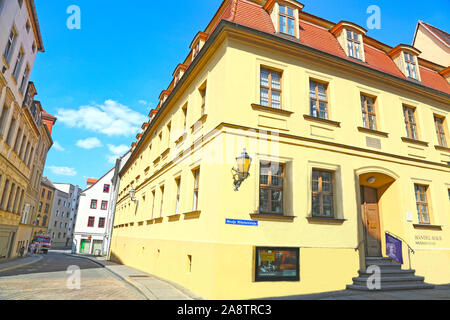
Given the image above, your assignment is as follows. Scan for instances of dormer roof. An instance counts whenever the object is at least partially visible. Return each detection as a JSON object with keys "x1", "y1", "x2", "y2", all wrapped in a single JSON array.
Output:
[
  {"x1": 189, "y1": 31, "x2": 209, "y2": 50},
  {"x1": 388, "y1": 44, "x2": 422, "y2": 58},
  {"x1": 330, "y1": 20, "x2": 367, "y2": 36},
  {"x1": 263, "y1": 0, "x2": 304, "y2": 12}
]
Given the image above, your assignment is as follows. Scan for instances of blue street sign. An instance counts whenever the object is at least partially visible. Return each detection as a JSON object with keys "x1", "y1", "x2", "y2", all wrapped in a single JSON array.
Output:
[{"x1": 226, "y1": 219, "x2": 258, "y2": 226}]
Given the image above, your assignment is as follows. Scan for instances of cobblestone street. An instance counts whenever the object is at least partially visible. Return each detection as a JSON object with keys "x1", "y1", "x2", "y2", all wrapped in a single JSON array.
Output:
[{"x1": 0, "y1": 252, "x2": 145, "y2": 300}]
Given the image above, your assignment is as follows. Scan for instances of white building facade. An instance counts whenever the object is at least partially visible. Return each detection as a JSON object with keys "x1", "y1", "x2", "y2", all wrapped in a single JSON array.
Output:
[
  {"x1": 73, "y1": 169, "x2": 114, "y2": 255},
  {"x1": 53, "y1": 183, "x2": 81, "y2": 247}
]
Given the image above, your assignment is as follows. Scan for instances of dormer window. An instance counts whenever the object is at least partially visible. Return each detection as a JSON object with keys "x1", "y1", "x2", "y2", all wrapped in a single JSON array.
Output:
[
  {"x1": 190, "y1": 32, "x2": 208, "y2": 62},
  {"x1": 404, "y1": 52, "x2": 418, "y2": 79},
  {"x1": 330, "y1": 21, "x2": 367, "y2": 62},
  {"x1": 279, "y1": 5, "x2": 295, "y2": 36},
  {"x1": 388, "y1": 45, "x2": 422, "y2": 82},
  {"x1": 347, "y1": 30, "x2": 362, "y2": 60},
  {"x1": 264, "y1": 0, "x2": 303, "y2": 40}
]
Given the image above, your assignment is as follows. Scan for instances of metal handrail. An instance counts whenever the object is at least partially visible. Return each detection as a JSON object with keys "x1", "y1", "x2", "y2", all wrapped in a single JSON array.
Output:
[{"x1": 386, "y1": 230, "x2": 415, "y2": 270}]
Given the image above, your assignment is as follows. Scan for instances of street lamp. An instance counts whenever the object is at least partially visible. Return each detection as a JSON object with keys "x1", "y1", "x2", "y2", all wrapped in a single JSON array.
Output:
[{"x1": 232, "y1": 148, "x2": 252, "y2": 191}]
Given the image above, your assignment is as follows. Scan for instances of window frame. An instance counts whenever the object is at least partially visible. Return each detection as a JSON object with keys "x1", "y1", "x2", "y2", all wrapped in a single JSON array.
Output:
[
  {"x1": 414, "y1": 184, "x2": 430, "y2": 225},
  {"x1": 309, "y1": 79, "x2": 329, "y2": 120},
  {"x1": 434, "y1": 115, "x2": 447, "y2": 147},
  {"x1": 87, "y1": 216, "x2": 95, "y2": 228},
  {"x1": 101, "y1": 200, "x2": 108, "y2": 211},
  {"x1": 311, "y1": 169, "x2": 335, "y2": 218},
  {"x1": 278, "y1": 5, "x2": 296, "y2": 37},
  {"x1": 255, "y1": 247, "x2": 300, "y2": 282},
  {"x1": 103, "y1": 184, "x2": 110, "y2": 193},
  {"x1": 259, "y1": 162, "x2": 285, "y2": 215},
  {"x1": 90, "y1": 199, "x2": 97, "y2": 210},
  {"x1": 404, "y1": 52, "x2": 418, "y2": 80},
  {"x1": 260, "y1": 67, "x2": 282, "y2": 109},
  {"x1": 346, "y1": 30, "x2": 362, "y2": 60},
  {"x1": 193, "y1": 168, "x2": 200, "y2": 211},
  {"x1": 98, "y1": 217, "x2": 106, "y2": 228},
  {"x1": 361, "y1": 94, "x2": 377, "y2": 131},
  {"x1": 403, "y1": 105, "x2": 419, "y2": 140}
]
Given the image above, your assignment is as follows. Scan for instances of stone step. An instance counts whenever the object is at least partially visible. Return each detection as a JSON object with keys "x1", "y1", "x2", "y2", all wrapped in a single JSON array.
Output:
[
  {"x1": 347, "y1": 283, "x2": 435, "y2": 291},
  {"x1": 358, "y1": 269, "x2": 417, "y2": 278},
  {"x1": 352, "y1": 275, "x2": 426, "y2": 287}
]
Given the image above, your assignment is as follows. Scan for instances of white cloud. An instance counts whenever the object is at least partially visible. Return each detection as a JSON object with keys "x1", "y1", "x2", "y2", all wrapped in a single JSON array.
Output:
[
  {"x1": 48, "y1": 166, "x2": 77, "y2": 177},
  {"x1": 76, "y1": 137, "x2": 103, "y2": 149},
  {"x1": 138, "y1": 100, "x2": 148, "y2": 105},
  {"x1": 106, "y1": 144, "x2": 130, "y2": 164},
  {"x1": 56, "y1": 100, "x2": 147, "y2": 137},
  {"x1": 53, "y1": 141, "x2": 65, "y2": 152}
]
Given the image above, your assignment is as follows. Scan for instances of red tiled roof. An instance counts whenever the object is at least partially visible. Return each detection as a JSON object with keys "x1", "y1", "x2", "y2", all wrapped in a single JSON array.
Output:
[
  {"x1": 208, "y1": 0, "x2": 449, "y2": 95},
  {"x1": 421, "y1": 21, "x2": 450, "y2": 46}
]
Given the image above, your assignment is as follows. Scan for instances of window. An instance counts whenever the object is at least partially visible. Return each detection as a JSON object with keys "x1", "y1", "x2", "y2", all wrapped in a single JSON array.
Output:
[
  {"x1": 312, "y1": 170, "x2": 334, "y2": 217},
  {"x1": 404, "y1": 52, "x2": 418, "y2": 79},
  {"x1": 12, "y1": 48, "x2": 24, "y2": 81},
  {"x1": 87, "y1": 217, "x2": 95, "y2": 227},
  {"x1": 0, "y1": 105, "x2": 10, "y2": 135},
  {"x1": 175, "y1": 178, "x2": 181, "y2": 215},
  {"x1": 151, "y1": 190, "x2": 156, "y2": 219},
  {"x1": 44, "y1": 204, "x2": 49, "y2": 214},
  {"x1": 260, "y1": 68, "x2": 281, "y2": 109},
  {"x1": 199, "y1": 85, "x2": 206, "y2": 117},
  {"x1": 101, "y1": 201, "x2": 108, "y2": 210},
  {"x1": 20, "y1": 66, "x2": 30, "y2": 94},
  {"x1": 25, "y1": 20, "x2": 31, "y2": 33},
  {"x1": 98, "y1": 218, "x2": 105, "y2": 228},
  {"x1": 182, "y1": 104, "x2": 188, "y2": 133},
  {"x1": 259, "y1": 162, "x2": 284, "y2": 215},
  {"x1": 6, "y1": 118, "x2": 17, "y2": 146},
  {"x1": 255, "y1": 247, "x2": 299, "y2": 282},
  {"x1": 403, "y1": 106, "x2": 418, "y2": 140},
  {"x1": 347, "y1": 30, "x2": 362, "y2": 60},
  {"x1": 309, "y1": 80, "x2": 328, "y2": 119},
  {"x1": 160, "y1": 186, "x2": 165, "y2": 217},
  {"x1": 193, "y1": 169, "x2": 200, "y2": 211},
  {"x1": 103, "y1": 184, "x2": 110, "y2": 193},
  {"x1": 13, "y1": 128, "x2": 22, "y2": 153},
  {"x1": 38, "y1": 201, "x2": 42, "y2": 212},
  {"x1": 415, "y1": 184, "x2": 430, "y2": 224},
  {"x1": 3, "y1": 28, "x2": 16, "y2": 63},
  {"x1": 361, "y1": 94, "x2": 377, "y2": 130},
  {"x1": 56, "y1": 210, "x2": 59, "y2": 216},
  {"x1": 279, "y1": 5, "x2": 295, "y2": 36},
  {"x1": 434, "y1": 116, "x2": 447, "y2": 147},
  {"x1": 90, "y1": 199, "x2": 97, "y2": 209}
]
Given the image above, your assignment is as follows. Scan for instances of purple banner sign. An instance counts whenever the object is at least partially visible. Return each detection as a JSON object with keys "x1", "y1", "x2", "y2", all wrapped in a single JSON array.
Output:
[{"x1": 385, "y1": 233, "x2": 403, "y2": 264}]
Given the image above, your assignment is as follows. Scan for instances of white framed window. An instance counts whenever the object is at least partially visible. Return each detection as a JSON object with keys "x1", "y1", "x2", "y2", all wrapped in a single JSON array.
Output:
[
  {"x1": 4, "y1": 28, "x2": 17, "y2": 63},
  {"x1": 347, "y1": 30, "x2": 361, "y2": 60},
  {"x1": 279, "y1": 5, "x2": 295, "y2": 36},
  {"x1": 404, "y1": 52, "x2": 418, "y2": 79}
]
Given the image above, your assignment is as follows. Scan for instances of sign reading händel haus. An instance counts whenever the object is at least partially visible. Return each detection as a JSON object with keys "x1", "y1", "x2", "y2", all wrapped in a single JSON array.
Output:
[{"x1": 108, "y1": 0, "x2": 450, "y2": 299}]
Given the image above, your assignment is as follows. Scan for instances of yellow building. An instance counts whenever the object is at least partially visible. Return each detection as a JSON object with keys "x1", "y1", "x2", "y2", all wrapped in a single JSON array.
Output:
[
  {"x1": 0, "y1": 0, "x2": 54, "y2": 259},
  {"x1": 34, "y1": 177, "x2": 55, "y2": 238},
  {"x1": 110, "y1": 0, "x2": 450, "y2": 299}
]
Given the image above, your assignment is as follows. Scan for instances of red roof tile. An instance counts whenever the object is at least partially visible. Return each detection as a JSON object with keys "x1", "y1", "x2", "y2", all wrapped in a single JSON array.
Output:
[{"x1": 207, "y1": 0, "x2": 449, "y2": 95}]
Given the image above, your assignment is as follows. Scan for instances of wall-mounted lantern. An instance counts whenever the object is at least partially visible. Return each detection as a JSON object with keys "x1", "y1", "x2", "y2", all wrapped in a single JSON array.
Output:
[
  {"x1": 129, "y1": 189, "x2": 139, "y2": 205},
  {"x1": 232, "y1": 148, "x2": 252, "y2": 191}
]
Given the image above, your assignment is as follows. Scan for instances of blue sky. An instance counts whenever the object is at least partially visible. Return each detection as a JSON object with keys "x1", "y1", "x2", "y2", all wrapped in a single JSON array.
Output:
[{"x1": 33, "y1": 0, "x2": 449, "y2": 188}]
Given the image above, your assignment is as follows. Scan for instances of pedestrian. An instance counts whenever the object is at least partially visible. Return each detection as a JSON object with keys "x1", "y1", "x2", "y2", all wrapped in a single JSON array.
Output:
[
  {"x1": 30, "y1": 243, "x2": 35, "y2": 256},
  {"x1": 19, "y1": 246, "x2": 25, "y2": 257},
  {"x1": 27, "y1": 243, "x2": 32, "y2": 256}
]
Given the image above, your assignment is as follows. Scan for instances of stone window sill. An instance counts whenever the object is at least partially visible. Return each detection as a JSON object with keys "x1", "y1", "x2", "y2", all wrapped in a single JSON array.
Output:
[
  {"x1": 435, "y1": 145, "x2": 450, "y2": 153},
  {"x1": 251, "y1": 104, "x2": 294, "y2": 117},
  {"x1": 168, "y1": 214, "x2": 181, "y2": 222},
  {"x1": 357, "y1": 127, "x2": 389, "y2": 138},
  {"x1": 306, "y1": 216, "x2": 346, "y2": 224},
  {"x1": 191, "y1": 114, "x2": 208, "y2": 132},
  {"x1": 413, "y1": 223, "x2": 442, "y2": 230},
  {"x1": 183, "y1": 211, "x2": 201, "y2": 220},
  {"x1": 303, "y1": 115, "x2": 341, "y2": 127},
  {"x1": 250, "y1": 213, "x2": 296, "y2": 222},
  {"x1": 401, "y1": 137, "x2": 429, "y2": 147}
]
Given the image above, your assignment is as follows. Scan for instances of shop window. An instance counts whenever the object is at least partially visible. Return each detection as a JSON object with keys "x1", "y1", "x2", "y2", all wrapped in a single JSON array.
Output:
[{"x1": 255, "y1": 247, "x2": 299, "y2": 282}]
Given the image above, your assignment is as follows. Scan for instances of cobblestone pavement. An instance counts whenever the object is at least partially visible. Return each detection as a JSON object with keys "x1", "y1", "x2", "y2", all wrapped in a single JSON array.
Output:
[{"x1": 0, "y1": 252, "x2": 145, "y2": 300}]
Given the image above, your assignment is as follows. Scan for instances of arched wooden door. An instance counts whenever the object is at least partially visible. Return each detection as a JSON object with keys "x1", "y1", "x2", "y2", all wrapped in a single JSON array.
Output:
[{"x1": 360, "y1": 186, "x2": 382, "y2": 257}]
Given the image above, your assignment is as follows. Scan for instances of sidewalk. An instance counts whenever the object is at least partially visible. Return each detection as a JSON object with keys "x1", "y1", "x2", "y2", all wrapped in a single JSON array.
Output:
[
  {"x1": 65, "y1": 253, "x2": 203, "y2": 300},
  {"x1": 0, "y1": 255, "x2": 43, "y2": 274}
]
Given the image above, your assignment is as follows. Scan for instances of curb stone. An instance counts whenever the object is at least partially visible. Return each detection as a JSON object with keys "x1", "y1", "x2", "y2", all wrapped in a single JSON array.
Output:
[{"x1": 0, "y1": 255, "x2": 44, "y2": 274}]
